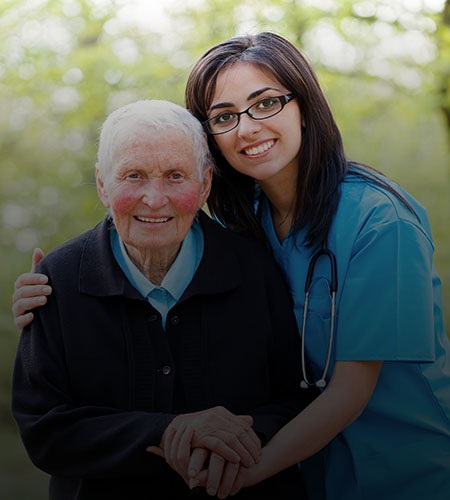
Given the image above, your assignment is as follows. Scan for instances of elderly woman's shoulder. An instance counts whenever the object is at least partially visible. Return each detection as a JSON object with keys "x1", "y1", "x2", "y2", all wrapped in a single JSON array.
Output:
[{"x1": 37, "y1": 219, "x2": 108, "y2": 273}]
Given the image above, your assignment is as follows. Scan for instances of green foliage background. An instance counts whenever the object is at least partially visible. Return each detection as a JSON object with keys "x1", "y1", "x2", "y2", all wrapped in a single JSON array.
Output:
[{"x1": 0, "y1": 0, "x2": 449, "y2": 497}]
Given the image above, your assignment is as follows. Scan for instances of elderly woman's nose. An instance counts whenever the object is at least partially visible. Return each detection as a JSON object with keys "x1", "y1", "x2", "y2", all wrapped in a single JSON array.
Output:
[{"x1": 141, "y1": 181, "x2": 168, "y2": 208}]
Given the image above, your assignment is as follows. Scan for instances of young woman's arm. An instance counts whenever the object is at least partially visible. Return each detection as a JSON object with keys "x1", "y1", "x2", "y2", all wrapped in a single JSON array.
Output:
[{"x1": 242, "y1": 359, "x2": 382, "y2": 487}]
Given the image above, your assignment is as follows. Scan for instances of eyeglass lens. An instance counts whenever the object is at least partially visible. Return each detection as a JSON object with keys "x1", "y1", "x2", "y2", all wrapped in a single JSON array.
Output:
[{"x1": 207, "y1": 96, "x2": 286, "y2": 134}]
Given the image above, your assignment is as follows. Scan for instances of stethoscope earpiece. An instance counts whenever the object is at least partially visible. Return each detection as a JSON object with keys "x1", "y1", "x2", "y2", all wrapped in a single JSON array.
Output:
[
  {"x1": 300, "y1": 380, "x2": 309, "y2": 389},
  {"x1": 316, "y1": 379, "x2": 326, "y2": 388}
]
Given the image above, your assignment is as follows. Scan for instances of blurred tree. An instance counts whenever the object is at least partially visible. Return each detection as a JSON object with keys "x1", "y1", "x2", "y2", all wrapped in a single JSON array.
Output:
[{"x1": 436, "y1": 0, "x2": 450, "y2": 139}]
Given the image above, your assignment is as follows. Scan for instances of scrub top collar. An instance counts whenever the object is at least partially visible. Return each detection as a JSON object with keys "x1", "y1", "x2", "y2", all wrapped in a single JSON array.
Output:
[{"x1": 260, "y1": 196, "x2": 310, "y2": 258}]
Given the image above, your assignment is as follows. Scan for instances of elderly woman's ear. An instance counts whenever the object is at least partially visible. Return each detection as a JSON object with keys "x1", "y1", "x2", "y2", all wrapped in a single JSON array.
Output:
[
  {"x1": 96, "y1": 166, "x2": 110, "y2": 208},
  {"x1": 199, "y1": 166, "x2": 213, "y2": 207}
]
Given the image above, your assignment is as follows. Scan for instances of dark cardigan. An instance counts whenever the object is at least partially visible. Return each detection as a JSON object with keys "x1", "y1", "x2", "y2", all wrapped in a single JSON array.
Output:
[{"x1": 12, "y1": 211, "x2": 314, "y2": 499}]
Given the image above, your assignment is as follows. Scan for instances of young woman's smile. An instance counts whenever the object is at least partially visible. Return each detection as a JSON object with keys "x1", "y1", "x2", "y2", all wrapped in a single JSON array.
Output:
[
  {"x1": 209, "y1": 62, "x2": 303, "y2": 188},
  {"x1": 241, "y1": 138, "x2": 276, "y2": 158}
]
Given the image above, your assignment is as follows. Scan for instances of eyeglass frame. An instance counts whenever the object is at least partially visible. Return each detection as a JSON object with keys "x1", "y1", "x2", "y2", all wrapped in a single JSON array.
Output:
[{"x1": 203, "y1": 93, "x2": 296, "y2": 135}]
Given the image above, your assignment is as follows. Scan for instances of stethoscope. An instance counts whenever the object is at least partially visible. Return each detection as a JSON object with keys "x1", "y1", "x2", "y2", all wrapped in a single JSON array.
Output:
[{"x1": 300, "y1": 247, "x2": 338, "y2": 390}]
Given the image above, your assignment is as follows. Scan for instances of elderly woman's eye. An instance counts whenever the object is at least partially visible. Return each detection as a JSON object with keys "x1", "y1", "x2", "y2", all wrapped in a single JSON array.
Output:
[
  {"x1": 170, "y1": 172, "x2": 183, "y2": 180},
  {"x1": 127, "y1": 172, "x2": 140, "y2": 179}
]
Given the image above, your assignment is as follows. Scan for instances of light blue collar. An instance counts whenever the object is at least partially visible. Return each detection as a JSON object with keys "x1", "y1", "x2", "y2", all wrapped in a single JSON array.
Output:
[{"x1": 110, "y1": 219, "x2": 204, "y2": 326}]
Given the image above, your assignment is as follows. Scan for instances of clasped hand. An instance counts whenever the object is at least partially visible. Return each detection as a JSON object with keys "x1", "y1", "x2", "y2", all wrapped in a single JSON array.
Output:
[{"x1": 147, "y1": 406, "x2": 261, "y2": 498}]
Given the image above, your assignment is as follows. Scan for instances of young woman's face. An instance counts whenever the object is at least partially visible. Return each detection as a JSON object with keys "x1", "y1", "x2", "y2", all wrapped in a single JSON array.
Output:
[{"x1": 208, "y1": 62, "x2": 303, "y2": 185}]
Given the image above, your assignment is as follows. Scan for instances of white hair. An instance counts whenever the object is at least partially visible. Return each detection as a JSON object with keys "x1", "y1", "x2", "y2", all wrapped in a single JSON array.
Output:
[{"x1": 96, "y1": 99, "x2": 213, "y2": 182}]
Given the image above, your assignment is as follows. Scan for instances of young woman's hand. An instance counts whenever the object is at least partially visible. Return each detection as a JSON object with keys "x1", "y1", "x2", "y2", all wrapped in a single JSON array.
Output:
[
  {"x1": 12, "y1": 248, "x2": 50, "y2": 329},
  {"x1": 148, "y1": 445, "x2": 250, "y2": 499}
]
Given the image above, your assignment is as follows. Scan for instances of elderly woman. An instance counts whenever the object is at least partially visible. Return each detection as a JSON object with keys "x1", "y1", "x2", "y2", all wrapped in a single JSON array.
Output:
[{"x1": 12, "y1": 100, "x2": 313, "y2": 499}]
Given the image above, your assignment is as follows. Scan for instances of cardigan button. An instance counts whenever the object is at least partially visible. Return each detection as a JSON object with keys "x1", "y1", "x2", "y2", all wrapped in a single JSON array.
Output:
[
  {"x1": 170, "y1": 315, "x2": 180, "y2": 326},
  {"x1": 162, "y1": 365, "x2": 172, "y2": 376},
  {"x1": 148, "y1": 314, "x2": 158, "y2": 322}
]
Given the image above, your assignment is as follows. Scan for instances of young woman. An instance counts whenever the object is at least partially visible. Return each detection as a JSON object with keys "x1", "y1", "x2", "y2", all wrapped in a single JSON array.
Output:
[{"x1": 13, "y1": 33, "x2": 450, "y2": 499}]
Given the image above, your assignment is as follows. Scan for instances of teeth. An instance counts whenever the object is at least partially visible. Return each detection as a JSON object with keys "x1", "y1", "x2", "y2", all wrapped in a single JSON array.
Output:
[
  {"x1": 244, "y1": 140, "x2": 274, "y2": 156},
  {"x1": 136, "y1": 216, "x2": 170, "y2": 223}
]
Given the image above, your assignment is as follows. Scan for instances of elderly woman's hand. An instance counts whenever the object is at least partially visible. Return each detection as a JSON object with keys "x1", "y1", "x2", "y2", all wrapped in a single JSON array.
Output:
[
  {"x1": 161, "y1": 406, "x2": 260, "y2": 469},
  {"x1": 12, "y1": 248, "x2": 51, "y2": 330},
  {"x1": 147, "y1": 406, "x2": 261, "y2": 496}
]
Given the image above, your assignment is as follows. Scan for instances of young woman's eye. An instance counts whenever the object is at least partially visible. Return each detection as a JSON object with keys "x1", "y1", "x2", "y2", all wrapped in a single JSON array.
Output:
[
  {"x1": 257, "y1": 97, "x2": 277, "y2": 110},
  {"x1": 213, "y1": 112, "x2": 235, "y2": 124}
]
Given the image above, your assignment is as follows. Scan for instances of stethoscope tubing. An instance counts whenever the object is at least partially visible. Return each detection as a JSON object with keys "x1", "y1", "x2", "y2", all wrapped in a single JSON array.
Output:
[{"x1": 301, "y1": 248, "x2": 338, "y2": 389}]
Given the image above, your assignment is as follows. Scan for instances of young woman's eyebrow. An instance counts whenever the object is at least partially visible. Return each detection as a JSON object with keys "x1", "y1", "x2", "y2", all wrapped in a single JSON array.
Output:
[{"x1": 208, "y1": 87, "x2": 280, "y2": 113}]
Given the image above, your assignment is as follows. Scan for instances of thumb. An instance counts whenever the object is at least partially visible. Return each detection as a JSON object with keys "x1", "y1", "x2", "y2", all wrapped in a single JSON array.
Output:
[
  {"x1": 146, "y1": 446, "x2": 165, "y2": 458},
  {"x1": 237, "y1": 415, "x2": 254, "y2": 426},
  {"x1": 31, "y1": 248, "x2": 45, "y2": 272}
]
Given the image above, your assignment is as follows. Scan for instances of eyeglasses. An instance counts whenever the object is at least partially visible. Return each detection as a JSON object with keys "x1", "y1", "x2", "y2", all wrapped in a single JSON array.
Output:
[{"x1": 203, "y1": 94, "x2": 295, "y2": 135}]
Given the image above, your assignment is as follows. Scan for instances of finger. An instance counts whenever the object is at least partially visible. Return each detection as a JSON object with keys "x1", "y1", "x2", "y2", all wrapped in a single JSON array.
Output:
[
  {"x1": 31, "y1": 248, "x2": 45, "y2": 272},
  {"x1": 218, "y1": 461, "x2": 240, "y2": 499},
  {"x1": 188, "y1": 448, "x2": 209, "y2": 478},
  {"x1": 170, "y1": 424, "x2": 194, "y2": 476},
  {"x1": 240, "y1": 427, "x2": 262, "y2": 462},
  {"x1": 235, "y1": 420, "x2": 261, "y2": 460},
  {"x1": 14, "y1": 312, "x2": 34, "y2": 331},
  {"x1": 13, "y1": 284, "x2": 52, "y2": 301},
  {"x1": 206, "y1": 453, "x2": 225, "y2": 497},
  {"x1": 197, "y1": 436, "x2": 241, "y2": 464},
  {"x1": 12, "y1": 297, "x2": 48, "y2": 331},
  {"x1": 234, "y1": 426, "x2": 262, "y2": 462},
  {"x1": 205, "y1": 409, "x2": 260, "y2": 462},
  {"x1": 230, "y1": 466, "x2": 248, "y2": 496},
  {"x1": 163, "y1": 425, "x2": 177, "y2": 461},
  {"x1": 211, "y1": 430, "x2": 257, "y2": 468},
  {"x1": 189, "y1": 469, "x2": 208, "y2": 489},
  {"x1": 12, "y1": 295, "x2": 49, "y2": 319},
  {"x1": 14, "y1": 273, "x2": 49, "y2": 289},
  {"x1": 146, "y1": 446, "x2": 165, "y2": 458},
  {"x1": 237, "y1": 415, "x2": 254, "y2": 427},
  {"x1": 166, "y1": 423, "x2": 194, "y2": 485},
  {"x1": 225, "y1": 434, "x2": 254, "y2": 468}
]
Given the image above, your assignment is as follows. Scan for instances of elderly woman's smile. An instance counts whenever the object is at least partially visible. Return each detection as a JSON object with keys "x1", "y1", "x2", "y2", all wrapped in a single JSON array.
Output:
[
  {"x1": 96, "y1": 126, "x2": 211, "y2": 282},
  {"x1": 134, "y1": 216, "x2": 172, "y2": 223}
]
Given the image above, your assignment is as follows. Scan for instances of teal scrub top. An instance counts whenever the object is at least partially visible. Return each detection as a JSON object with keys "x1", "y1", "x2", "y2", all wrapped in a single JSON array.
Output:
[{"x1": 260, "y1": 172, "x2": 450, "y2": 500}]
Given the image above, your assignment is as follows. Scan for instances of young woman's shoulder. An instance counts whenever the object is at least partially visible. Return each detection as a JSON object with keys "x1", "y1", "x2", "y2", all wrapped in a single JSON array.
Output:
[{"x1": 340, "y1": 169, "x2": 432, "y2": 242}]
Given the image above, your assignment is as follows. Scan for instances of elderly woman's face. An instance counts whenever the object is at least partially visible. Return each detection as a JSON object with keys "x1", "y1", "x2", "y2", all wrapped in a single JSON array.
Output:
[{"x1": 97, "y1": 126, "x2": 211, "y2": 255}]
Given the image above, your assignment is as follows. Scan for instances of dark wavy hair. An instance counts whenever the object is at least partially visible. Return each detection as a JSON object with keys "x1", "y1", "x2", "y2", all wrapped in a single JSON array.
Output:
[{"x1": 185, "y1": 32, "x2": 413, "y2": 248}]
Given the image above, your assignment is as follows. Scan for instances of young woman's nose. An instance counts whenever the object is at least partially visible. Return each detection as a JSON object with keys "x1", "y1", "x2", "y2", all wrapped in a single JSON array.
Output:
[
  {"x1": 141, "y1": 180, "x2": 168, "y2": 209},
  {"x1": 237, "y1": 113, "x2": 262, "y2": 139}
]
